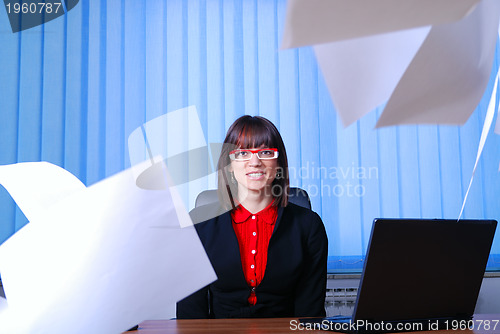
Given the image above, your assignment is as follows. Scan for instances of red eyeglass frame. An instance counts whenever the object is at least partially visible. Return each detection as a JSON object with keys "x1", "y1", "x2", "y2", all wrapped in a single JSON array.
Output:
[{"x1": 229, "y1": 148, "x2": 278, "y2": 160}]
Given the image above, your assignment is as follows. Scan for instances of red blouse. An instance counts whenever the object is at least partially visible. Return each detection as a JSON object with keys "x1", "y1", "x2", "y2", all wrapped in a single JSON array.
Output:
[{"x1": 231, "y1": 202, "x2": 278, "y2": 305}]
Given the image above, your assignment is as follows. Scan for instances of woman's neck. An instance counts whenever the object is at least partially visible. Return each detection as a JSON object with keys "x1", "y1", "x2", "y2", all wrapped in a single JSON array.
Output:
[{"x1": 237, "y1": 188, "x2": 274, "y2": 214}]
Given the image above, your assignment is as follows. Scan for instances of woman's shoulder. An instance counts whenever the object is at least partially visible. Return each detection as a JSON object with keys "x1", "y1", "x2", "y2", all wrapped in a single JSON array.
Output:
[
  {"x1": 281, "y1": 203, "x2": 324, "y2": 228},
  {"x1": 281, "y1": 203, "x2": 327, "y2": 242},
  {"x1": 283, "y1": 202, "x2": 321, "y2": 218},
  {"x1": 189, "y1": 203, "x2": 229, "y2": 226}
]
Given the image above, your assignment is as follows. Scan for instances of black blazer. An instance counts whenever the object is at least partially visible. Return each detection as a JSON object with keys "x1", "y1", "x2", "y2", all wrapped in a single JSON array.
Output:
[{"x1": 177, "y1": 202, "x2": 328, "y2": 319}]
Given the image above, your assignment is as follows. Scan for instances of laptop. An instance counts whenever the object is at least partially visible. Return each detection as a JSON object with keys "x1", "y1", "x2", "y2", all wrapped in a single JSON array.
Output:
[{"x1": 301, "y1": 218, "x2": 497, "y2": 333}]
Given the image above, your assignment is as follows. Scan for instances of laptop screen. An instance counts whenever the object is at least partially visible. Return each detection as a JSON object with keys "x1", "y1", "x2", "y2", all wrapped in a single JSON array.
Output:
[{"x1": 353, "y1": 219, "x2": 497, "y2": 322}]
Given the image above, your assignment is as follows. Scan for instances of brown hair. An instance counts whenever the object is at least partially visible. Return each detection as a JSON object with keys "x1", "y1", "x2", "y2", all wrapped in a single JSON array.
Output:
[{"x1": 217, "y1": 115, "x2": 289, "y2": 209}]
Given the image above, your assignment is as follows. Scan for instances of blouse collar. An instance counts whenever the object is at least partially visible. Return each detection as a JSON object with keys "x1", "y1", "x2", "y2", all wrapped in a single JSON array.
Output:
[{"x1": 231, "y1": 201, "x2": 278, "y2": 225}]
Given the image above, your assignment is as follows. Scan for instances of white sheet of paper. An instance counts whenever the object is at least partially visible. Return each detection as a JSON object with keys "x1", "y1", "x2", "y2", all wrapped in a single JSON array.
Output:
[
  {"x1": 459, "y1": 70, "x2": 499, "y2": 219},
  {"x1": 314, "y1": 26, "x2": 430, "y2": 127},
  {"x1": 282, "y1": 0, "x2": 479, "y2": 49},
  {"x1": 133, "y1": 159, "x2": 194, "y2": 229},
  {"x1": 0, "y1": 161, "x2": 216, "y2": 334},
  {"x1": 495, "y1": 107, "x2": 500, "y2": 135},
  {"x1": 128, "y1": 106, "x2": 219, "y2": 222},
  {"x1": 376, "y1": 0, "x2": 500, "y2": 127},
  {"x1": 0, "y1": 297, "x2": 6, "y2": 312},
  {"x1": 496, "y1": 26, "x2": 500, "y2": 136},
  {"x1": 0, "y1": 162, "x2": 86, "y2": 222},
  {"x1": 495, "y1": 95, "x2": 500, "y2": 135}
]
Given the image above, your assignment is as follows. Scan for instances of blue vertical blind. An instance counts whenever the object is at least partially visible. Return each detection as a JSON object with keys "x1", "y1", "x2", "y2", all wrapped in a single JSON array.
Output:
[{"x1": 1, "y1": 0, "x2": 499, "y2": 271}]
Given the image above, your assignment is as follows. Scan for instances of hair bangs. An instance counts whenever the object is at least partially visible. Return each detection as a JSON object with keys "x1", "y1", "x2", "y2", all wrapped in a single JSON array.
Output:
[{"x1": 234, "y1": 121, "x2": 275, "y2": 149}]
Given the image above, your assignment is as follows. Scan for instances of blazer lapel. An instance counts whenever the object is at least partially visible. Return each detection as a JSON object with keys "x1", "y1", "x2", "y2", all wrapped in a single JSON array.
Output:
[
  {"x1": 271, "y1": 206, "x2": 285, "y2": 238},
  {"x1": 218, "y1": 211, "x2": 248, "y2": 285}
]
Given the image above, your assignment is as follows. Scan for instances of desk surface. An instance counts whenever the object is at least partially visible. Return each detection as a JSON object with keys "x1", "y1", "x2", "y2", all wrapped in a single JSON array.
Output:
[
  {"x1": 130, "y1": 318, "x2": 320, "y2": 334},
  {"x1": 128, "y1": 314, "x2": 500, "y2": 334}
]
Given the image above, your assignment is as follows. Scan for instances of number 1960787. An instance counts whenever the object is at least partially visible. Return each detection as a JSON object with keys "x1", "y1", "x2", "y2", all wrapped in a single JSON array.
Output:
[
  {"x1": 444, "y1": 319, "x2": 499, "y2": 331},
  {"x1": 5, "y1": 2, "x2": 62, "y2": 14}
]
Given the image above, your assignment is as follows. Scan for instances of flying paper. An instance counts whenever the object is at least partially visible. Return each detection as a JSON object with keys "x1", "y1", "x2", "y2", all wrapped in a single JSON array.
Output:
[
  {"x1": 0, "y1": 162, "x2": 85, "y2": 222},
  {"x1": 0, "y1": 161, "x2": 216, "y2": 334},
  {"x1": 128, "y1": 107, "x2": 239, "y2": 224},
  {"x1": 376, "y1": 0, "x2": 500, "y2": 127},
  {"x1": 282, "y1": 0, "x2": 500, "y2": 128},
  {"x1": 459, "y1": 71, "x2": 500, "y2": 219},
  {"x1": 128, "y1": 106, "x2": 216, "y2": 226},
  {"x1": 282, "y1": 0, "x2": 479, "y2": 49},
  {"x1": 314, "y1": 27, "x2": 430, "y2": 126}
]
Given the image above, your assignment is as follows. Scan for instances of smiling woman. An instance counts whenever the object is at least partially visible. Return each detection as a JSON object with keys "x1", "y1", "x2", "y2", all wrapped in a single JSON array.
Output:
[
  {"x1": 218, "y1": 116, "x2": 289, "y2": 213},
  {"x1": 177, "y1": 115, "x2": 328, "y2": 319}
]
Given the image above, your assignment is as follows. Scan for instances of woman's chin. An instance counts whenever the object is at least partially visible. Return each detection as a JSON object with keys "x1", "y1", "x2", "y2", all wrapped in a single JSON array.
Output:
[{"x1": 240, "y1": 183, "x2": 272, "y2": 195}]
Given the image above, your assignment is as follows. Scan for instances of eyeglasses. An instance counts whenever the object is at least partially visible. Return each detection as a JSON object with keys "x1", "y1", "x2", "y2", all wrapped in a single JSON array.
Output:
[{"x1": 229, "y1": 148, "x2": 279, "y2": 161}]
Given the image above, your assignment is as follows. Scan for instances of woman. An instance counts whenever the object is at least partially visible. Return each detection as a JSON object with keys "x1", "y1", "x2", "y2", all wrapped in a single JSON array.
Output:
[{"x1": 177, "y1": 115, "x2": 328, "y2": 318}]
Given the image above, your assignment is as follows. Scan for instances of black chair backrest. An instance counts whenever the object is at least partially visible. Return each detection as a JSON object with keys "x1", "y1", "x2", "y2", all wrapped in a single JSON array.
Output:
[{"x1": 194, "y1": 187, "x2": 311, "y2": 210}]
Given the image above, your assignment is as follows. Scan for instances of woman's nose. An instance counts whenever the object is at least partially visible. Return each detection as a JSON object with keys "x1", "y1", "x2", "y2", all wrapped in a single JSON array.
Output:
[{"x1": 248, "y1": 153, "x2": 262, "y2": 166}]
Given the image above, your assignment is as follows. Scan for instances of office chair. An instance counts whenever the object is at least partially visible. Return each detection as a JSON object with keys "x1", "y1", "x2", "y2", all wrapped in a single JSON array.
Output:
[{"x1": 194, "y1": 187, "x2": 311, "y2": 210}]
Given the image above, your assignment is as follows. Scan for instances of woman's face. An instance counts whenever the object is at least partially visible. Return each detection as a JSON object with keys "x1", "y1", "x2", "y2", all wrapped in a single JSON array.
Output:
[{"x1": 229, "y1": 145, "x2": 279, "y2": 198}]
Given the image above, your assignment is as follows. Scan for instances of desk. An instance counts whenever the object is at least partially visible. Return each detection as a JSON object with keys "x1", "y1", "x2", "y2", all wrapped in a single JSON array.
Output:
[
  {"x1": 127, "y1": 315, "x2": 500, "y2": 334},
  {"x1": 129, "y1": 318, "x2": 320, "y2": 334}
]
